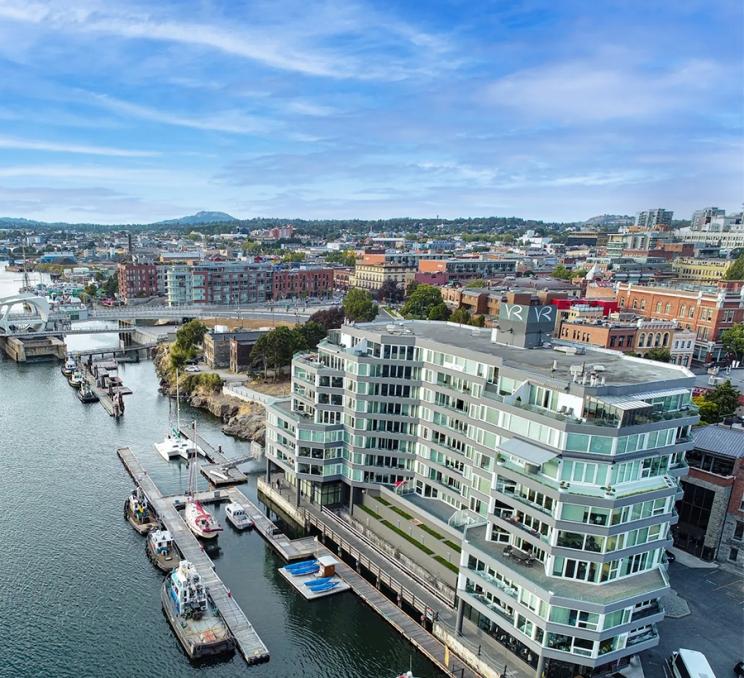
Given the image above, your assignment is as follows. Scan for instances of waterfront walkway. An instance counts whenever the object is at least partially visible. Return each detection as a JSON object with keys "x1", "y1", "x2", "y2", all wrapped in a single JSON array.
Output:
[{"x1": 117, "y1": 447, "x2": 270, "y2": 666}]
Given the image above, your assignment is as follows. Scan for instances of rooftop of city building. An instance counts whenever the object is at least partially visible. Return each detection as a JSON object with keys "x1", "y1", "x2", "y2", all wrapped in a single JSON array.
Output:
[{"x1": 340, "y1": 320, "x2": 694, "y2": 390}]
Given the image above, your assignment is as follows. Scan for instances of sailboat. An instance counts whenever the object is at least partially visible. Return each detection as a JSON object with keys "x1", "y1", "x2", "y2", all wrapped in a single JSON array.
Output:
[
  {"x1": 154, "y1": 369, "x2": 203, "y2": 461},
  {"x1": 183, "y1": 423, "x2": 223, "y2": 540}
]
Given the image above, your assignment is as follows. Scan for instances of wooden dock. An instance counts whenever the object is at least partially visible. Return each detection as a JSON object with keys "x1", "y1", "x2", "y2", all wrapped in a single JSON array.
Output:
[
  {"x1": 178, "y1": 424, "x2": 247, "y2": 485},
  {"x1": 117, "y1": 447, "x2": 270, "y2": 666},
  {"x1": 81, "y1": 362, "x2": 131, "y2": 417}
]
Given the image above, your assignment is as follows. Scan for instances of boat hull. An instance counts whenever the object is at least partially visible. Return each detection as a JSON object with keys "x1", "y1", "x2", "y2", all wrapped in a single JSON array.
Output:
[
  {"x1": 160, "y1": 582, "x2": 234, "y2": 659},
  {"x1": 226, "y1": 514, "x2": 253, "y2": 530}
]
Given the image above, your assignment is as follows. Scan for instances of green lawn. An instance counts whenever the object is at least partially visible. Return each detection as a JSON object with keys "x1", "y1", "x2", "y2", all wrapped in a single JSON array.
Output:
[
  {"x1": 434, "y1": 555, "x2": 459, "y2": 574},
  {"x1": 380, "y1": 519, "x2": 434, "y2": 555},
  {"x1": 359, "y1": 504, "x2": 382, "y2": 520}
]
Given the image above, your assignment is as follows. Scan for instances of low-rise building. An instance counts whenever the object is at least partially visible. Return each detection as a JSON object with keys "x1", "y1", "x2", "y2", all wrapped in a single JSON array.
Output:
[
  {"x1": 271, "y1": 267, "x2": 334, "y2": 300},
  {"x1": 671, "y1": 258, "x2": 733, "y2": 282},
  {"x1": 673, "y1": 424, "x2": 744, "y2": 569},
  {"x1": 204, "y1": 327, "x2": 266, "y2": 369}
]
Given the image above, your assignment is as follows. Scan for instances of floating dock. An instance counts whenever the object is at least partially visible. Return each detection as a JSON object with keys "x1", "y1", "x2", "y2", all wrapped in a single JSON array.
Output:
[
  {"x1": 82, "y1": 360, "x2": 131, "y2": 417},
  {"x1": 116, "y1": 447, "x2": 270, "y2": 666},
  {"x1": 278, "y1": 555, "x2": 350, "y2": 600},
  {"x1": 178, "y1": 424, "x2": 248, "y2": 486}
]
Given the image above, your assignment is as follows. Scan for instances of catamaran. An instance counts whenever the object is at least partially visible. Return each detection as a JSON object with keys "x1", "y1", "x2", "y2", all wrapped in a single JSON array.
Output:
[{"x1": 154, "y1": 370, "x2": 204, "y2": 461}]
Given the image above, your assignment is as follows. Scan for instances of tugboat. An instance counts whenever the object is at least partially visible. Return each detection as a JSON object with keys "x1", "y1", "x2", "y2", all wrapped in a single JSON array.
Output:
[
  {"x1": 225, "y1": 502, "x2": 253, "y2": 530},
  {"x1": 182, "y1": 432, "x2": 222, "y2": 540},
  {"x1": 124, "y1": 487, "x2": 158, "y2": 534},
  {"x1": 146, "y1": 528, "x2": 181, "y2": 572},
  {"x1": 161, "y1": 560, "x2": 234, "y2": 659},
  {"x1": 61, "y1": 356, "x2": 76, "y2": 376},
  {"x1": 77, "y1": 382, "x2": 99, "y2": 403},
  {"x1": 68, "y1": 370, "x2": 84, "y2": 389}
]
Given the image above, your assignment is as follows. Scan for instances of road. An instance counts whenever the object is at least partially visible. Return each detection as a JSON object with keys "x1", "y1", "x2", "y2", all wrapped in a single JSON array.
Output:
[{"x1": 644, "y1": 563, "x2": 744, "y2": 676}]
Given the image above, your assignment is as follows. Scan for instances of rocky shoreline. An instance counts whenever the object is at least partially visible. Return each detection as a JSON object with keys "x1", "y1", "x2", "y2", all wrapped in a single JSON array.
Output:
[{"x1": 153, "y1": 346, "x2": 266, "y2": 444}]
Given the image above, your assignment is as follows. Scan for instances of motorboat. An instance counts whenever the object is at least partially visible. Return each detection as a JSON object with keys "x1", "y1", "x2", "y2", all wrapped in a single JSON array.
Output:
[
  {"x1": 146, "y1": 528, "x2": 181, "y2": 572},
  {"x1": 161, "y1": 560, "x2": 234, "y2": 659},
  {"x1": 61, "y1": 356, "x2": 76, "y2": 376},
  {"x1": 68, "y1": 370, "x2": 84, "y2": 389},
  {"x1": 77, "y1": 383, "x2": 98, "y2": 403},
  {"x1": 225, "y1": 502, "x2": 253, "y2": 530},
  {"x1": 124, "y1": 487, "x2": 158, "y2": 534}
]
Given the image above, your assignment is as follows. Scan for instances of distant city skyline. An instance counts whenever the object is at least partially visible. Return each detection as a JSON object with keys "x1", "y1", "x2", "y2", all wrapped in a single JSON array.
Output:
[{"x1": 0, "y1": 0, "x2": 741, "y2": 224}]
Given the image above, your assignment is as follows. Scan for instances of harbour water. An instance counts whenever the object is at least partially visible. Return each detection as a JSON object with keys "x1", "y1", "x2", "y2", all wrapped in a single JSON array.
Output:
[{"x1": 0, "y1": 265, "x2": 442, "y2": 678}]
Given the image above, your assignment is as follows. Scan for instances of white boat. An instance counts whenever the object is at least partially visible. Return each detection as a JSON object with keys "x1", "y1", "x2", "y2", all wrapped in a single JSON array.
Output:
[
  {"x1": 225, "y1": 502, "x2": 253, "y2": 530},
  {"x1": 155, "y1": 370, "x2": 205, "y2": 461},
  {"x1": 68, "y1": 370, "x2": 84, "y2": 389},
  {"x1": 154, "y1": 432, "x2": 199, "y2": 461},
  {"x1": 184, "y1": 500, "x2": 223, "y2": 539},
  {"x1": 61, "y1": 356, "x2": 76, "y2": 376}
]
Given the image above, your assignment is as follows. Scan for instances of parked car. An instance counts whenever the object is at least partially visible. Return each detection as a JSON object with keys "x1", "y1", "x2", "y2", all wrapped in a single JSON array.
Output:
[
  {"x1": 184, "y1": 365, "x2": 200, "y2": 373},
  {"x1": 665, "y1": 550, "x2": 676, "y2": 563}
]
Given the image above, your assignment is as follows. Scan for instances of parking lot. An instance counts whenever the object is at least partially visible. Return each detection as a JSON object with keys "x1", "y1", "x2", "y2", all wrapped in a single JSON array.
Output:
[{"x1": 643, "y1": 563, "x2": 744, "y2": 676}]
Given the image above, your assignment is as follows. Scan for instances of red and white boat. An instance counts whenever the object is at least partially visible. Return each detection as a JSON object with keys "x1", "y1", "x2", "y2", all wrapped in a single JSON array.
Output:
[
  {"x1": 182, "y1": 421, "x2": 222, "y2": 540},
  {"x1": 184, "y1": 500, "x2": 222, "y2": 539}
]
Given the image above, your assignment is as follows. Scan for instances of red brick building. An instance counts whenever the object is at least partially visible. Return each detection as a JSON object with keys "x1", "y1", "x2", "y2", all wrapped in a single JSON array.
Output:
[
  {"x1": 615, "y1": 281, "x2": 744, "y2": 363},
  {"x1": 271, "y1": 267, "x2": 334, "y2": 300},
  {"x1": 117, "y1": 262, "x2": 162, "y2": 302}
]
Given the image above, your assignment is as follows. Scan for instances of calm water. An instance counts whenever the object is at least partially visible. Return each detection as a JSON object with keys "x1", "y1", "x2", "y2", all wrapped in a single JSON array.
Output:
[{"x1": 0, "y1": 265, "x2": 441, "y2": 678}]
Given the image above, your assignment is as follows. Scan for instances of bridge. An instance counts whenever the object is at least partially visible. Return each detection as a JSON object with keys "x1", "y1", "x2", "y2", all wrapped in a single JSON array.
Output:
[{"x1": 82, "y1": 303, "x2": 318, "y2": 322}]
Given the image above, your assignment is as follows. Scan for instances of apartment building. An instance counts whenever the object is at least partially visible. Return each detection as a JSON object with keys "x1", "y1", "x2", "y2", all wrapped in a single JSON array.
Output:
[
  {"x1": 635, "y1": 209, "x2": 673, "y2": 229},
  {"x1": 117, "y1": 262, "x2": 164, "y2": 301},
  {"x1": 418, "y1": 257, "x2": 517, "y2": 283},
  {"x1": 673, "y1": 424, "x2": 744, "y2": 569},
  {"x1": 671, "y1": 258, "x2": 733, "y2": 282},
  {"x1": 271, "y1": 267, "x2": 334, "y2": 300},
  {"x1": 265, "y1": 311, "x2": 697, "y2": 676},
  {"x1": 615, "y1": 282, "x2": 744, "y2": 364}
]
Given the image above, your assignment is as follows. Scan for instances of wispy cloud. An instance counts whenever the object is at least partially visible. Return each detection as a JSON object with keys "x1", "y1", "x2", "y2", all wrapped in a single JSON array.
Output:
[
  {"x1": 0, "y1": 134, "x2": 158, "y2": 157},
  {"x1": 89, "y1": 94, "x2": 273, "y2": 134}
]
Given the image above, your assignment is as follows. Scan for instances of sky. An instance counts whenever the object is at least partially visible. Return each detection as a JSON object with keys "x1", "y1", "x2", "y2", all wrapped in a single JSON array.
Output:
[{"x1": 0, "y1": 0, "x2": 741, "y2": 224}]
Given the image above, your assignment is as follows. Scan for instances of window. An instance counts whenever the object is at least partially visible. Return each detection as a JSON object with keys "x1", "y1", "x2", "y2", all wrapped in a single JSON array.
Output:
[
  {"x1": 729, "y1": 547, "x2": 739, "y2": 562},
  {"x1": 734, "y1": 522, "x2": 744, "y2": 541}
]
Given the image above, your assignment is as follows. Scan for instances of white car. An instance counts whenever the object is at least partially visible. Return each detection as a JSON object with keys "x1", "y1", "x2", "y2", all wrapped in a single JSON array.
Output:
[{"x1": 184, "y1": 365, "x2": 201, "y2": 373}]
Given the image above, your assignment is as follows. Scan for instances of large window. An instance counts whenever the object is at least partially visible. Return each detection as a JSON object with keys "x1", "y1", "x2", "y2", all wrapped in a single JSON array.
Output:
[{"x1": 678, "y1": 481, "x2": 714, "y2": 530}]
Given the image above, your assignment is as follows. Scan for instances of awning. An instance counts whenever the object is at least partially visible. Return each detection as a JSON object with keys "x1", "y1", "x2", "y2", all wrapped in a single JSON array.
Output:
[
  {"x1": 499, "y1": 438, "x2": 557, "y2": 466},
  {"x1": 630, "y1": 387, "x2": 691, "y2": 401},
  {"x1": 596, "y1": 395, "x2": 651, "y2": 411}
]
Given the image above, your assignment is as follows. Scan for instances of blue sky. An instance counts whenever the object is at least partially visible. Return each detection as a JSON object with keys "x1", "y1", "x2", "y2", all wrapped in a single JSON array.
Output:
[{"x1": 0, "y1": 0, "x2": 741, "y2": 224}]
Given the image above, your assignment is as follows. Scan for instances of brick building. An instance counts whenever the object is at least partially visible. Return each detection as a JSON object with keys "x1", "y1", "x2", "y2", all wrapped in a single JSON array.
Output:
[
  {"x1": 615, "y1": 282, "x2": 744, "y2": 363},
  {"x1": 117, "y1": 262, "x2": 163, "y2": 301},
  {"x1": 673, "y1": 424, "x2": 744, "y2": 568},
  {"x1": 271, "y1": 267, "x2": 334, "y2": 300},
  {"x1": 204, "y1": 327, "x2": 266, "y2": 369}
]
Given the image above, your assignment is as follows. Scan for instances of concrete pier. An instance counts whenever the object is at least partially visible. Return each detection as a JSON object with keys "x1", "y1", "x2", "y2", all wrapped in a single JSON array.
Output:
[{"x1": 116, "y1": 447, "x2": 270, "y2": 666}]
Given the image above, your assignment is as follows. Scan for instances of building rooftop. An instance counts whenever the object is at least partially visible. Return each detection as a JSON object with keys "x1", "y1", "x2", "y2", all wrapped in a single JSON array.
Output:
[
  {"x1": 692, "y1": 424, "x2": 744, "y2": 459},
  {"x1": 349, "y1": 320, "x2": 694, "y2": 389}
]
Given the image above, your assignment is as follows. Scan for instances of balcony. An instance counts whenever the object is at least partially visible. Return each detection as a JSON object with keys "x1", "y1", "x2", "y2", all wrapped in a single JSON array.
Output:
[
  {"x1": 466, "y1": 566, "x2": 518, "y2": 600},
  {"x1": 463, "y1": 585, "x2": 515, "y2": 623},
  {"x1": 626, "y1": 624, "x2": 659, "y2": 647},
  {"x1": 495, "y1": 484, "x2": 554, "y2": 517},
  {"x1": 631, "y1": 601, "x2": 663, "y2": 622}
]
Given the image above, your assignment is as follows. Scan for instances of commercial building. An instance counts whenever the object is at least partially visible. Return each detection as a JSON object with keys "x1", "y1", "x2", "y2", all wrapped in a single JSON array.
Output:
[
  {"x1": 615, "y1": 282, "x2": 744, "y2": 364},
  {"x1": 271, "y1": 267, "x2": 334, "y2": 300},
  {"x1": 350, "y1": 260, "x2": 416, "y2": 293},
  {"x1": 635, "y1": 209, "x2": 673, "y2": 229},
  {"x1": 418, "y1": 257, "x2": 517, "y2": 283},
  {"x1": 266, "y1": 311, "x2": 697, "y2": 676},
  {"x1": 671, "y1": 258, "x2": 733, "y2": 282},
  {"x1": 203, "y1": 327, "x2": 266, "y2": 369},
  {"x1": 673, "y1": 424, "x2": 744, "y2": 569}
]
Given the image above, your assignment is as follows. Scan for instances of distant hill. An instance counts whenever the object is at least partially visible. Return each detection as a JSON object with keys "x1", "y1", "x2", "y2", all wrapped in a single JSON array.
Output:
[{"x1": 151, "y1": 211, "x2": 238, "y2": 226}]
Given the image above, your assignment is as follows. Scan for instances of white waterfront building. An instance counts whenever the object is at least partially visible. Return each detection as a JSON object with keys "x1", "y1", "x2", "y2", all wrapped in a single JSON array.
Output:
[{"x1": 265, "y1": 315, "x2": 697, "y2": 676}]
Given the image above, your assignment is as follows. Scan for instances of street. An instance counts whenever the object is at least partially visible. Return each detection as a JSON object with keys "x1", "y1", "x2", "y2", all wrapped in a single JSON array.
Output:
[{"x1": 644, "y1": 563, "x2": 744, "y2": 677}]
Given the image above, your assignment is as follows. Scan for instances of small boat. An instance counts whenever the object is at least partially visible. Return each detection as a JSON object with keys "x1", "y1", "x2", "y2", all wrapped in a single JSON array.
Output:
[
  {"x1": 77, "y1": 383, "x2": 99, "y2": 403},
  {"x1": 154, "y1": 433, "x2": 199, "y2": 461},
  {"x1": 146, "y1": 528, "x2": 181, "y2": 572},
  {"x1": 124, "y1": 487, "x2": 158, "y2": 534},
  {"x1": 61, "y1": 356, "x2": 76, "y2": 376},
  {"x1": 184, "y1": 500, "x2": 223, "y2": 540},
  {"x1": 225, "y1": 502, "x2": 253, "y2": 530},
  {"x1": 68, "y1": 370, "x2": 84, "y2": 389},
  {"x1": 161, "y1": 560, "x2": 234, "y2": 659}
]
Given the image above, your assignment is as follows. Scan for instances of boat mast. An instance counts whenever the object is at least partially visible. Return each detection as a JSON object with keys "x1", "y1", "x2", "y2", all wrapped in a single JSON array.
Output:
[
  {"x1": 187, "y1": 419, "x2": 197, "y2": 499},
  {"x1": 175, "y1": 367, "x2": 180, "y2": 436}
]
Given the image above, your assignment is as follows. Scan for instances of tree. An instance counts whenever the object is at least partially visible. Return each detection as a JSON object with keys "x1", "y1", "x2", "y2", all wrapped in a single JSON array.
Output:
[
  {"x1": 725, "y1": 252, "x2": 744, "y2": 280},
  {"x1": 401, "y1": 284, "x2": 447, "y2": 319},
  {"x1": 644, "y1": 347, "x2": 671, "y2": 363},
  {"x1": 281, "y1": 251, "x2": 305, "y2": 263},
  {"x1": 450, "y1": 308, "x2": 472, "y2": 324},
  {"x1": 250, "y1": 326, "x2": 297, "y2": 379},
  {"x1": 464, "y1": 278, "x2": 488, "y2": 288},
  {"x1": 343, "y1": 288, "x2": 378, "y2": 322},
  {"x1": 308, "y1": 306, "x2": 345, "y2": 331},
  {"x1": 325, "y1": 250, "x2": 357, "y2": 267},
  {"x1": 175, "y1": 319, "x2": 208, "y2": 352},
  {"x1": 377, "y1": 279, "x2": 403, "y2": 303},
  {"x1": 292, "y1": 321, "x2": 327, "y2": 351},
  {"x1": 169, "y1": 344, "x2": 191, "y2": 371},
  {"x1": 427, "y1": 302, "x2": 450, "y2": 321},
  {"x1": 722, "y1": 324, "x2": 744, "y2": 365},
  {"x1": 693, "y1": 380, "x2": 742, "y2": 424}
]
